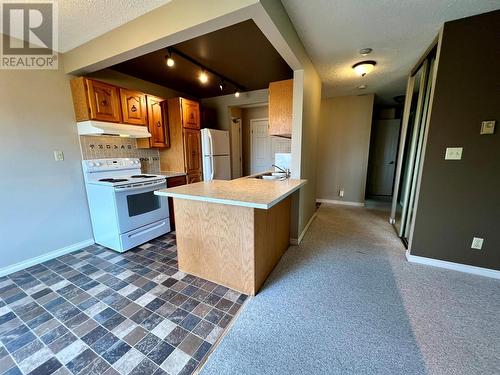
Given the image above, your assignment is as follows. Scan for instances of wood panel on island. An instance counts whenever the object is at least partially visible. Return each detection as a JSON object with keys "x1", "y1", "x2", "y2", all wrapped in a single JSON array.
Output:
[{"x1": 155, "y1": 178, "x2": 307, "y2": 295}]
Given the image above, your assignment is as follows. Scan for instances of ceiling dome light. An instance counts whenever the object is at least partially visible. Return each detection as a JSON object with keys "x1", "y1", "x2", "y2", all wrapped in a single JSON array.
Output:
[
  {"x1": 352, "y1": 60, "x2": 376, "y2": 76},
  {"x1": 359, "y1": 48, "x2": 373, "y2": 56},
  {"x1": 199, "y1": 70, "x2": 208, "y2": 84},
  {"x1": 357, "y1": 84, "x2": 367, "y2": 89},
  {"x1": 234, "y1": 91, "x2": 240, "y2": 98}
]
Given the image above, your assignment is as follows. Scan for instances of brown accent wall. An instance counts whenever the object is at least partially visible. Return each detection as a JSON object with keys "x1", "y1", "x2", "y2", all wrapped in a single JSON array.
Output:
[{"x1": 411, "y1": 11, "x2": 500, "y2": 270}]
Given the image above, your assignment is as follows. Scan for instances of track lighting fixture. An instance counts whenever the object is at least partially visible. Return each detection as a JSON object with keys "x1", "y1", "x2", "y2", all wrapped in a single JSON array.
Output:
[
  {"x1": 199, "y1": 70, "x2": 208, "y2": 84},
  {"x1": 165, "y1": 47, "x2": 245, "y2": 94},
  {"x1": 165, "y1": 49, "x2": 174, "y2": 67}
]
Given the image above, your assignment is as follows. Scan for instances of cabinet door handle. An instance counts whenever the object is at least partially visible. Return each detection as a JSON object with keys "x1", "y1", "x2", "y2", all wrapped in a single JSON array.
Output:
[{"x1": 157, "y1": 121, "x2": 161, "y2": 127}]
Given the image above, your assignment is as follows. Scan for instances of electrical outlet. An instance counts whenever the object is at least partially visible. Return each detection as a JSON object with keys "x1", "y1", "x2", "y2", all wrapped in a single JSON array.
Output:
[
  {"x1": 339, "y1": 189, "x2": 344, "y2": 197},
  {"x1": 53, "y1": 150, "x2": 64, "y2": 161},
  {"x1": 148, "y1": 157, "x2": 153, "y2": 164},
  {"x1": 445, "y1": 147, "x2": 463, "y2": 160},
  {"x1": 471, "y1": 237, "x2": 484, "y2": 250},
  {"x1": 480, "y1": 120, "x2": 495, "y2": 135}
]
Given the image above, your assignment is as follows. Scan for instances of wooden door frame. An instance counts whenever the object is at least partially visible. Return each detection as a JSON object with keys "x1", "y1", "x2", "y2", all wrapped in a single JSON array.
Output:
[
  {"x1": 249, "y1": 117, "x2": 269, "y2": 174},
  {"x1": 229, "y1": 116, "x2": 243, "y2": 179}
]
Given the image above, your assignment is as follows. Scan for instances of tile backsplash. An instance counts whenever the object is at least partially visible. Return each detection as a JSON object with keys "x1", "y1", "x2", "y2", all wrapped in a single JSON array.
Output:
[{"x1": 79, "y1": 135, "x2": 160, "y2": 173}]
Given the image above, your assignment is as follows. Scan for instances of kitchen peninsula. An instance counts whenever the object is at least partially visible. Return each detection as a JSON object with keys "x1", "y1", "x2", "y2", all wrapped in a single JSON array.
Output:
[{"x1": 155, "y1": 177, "x2": 306, "y2": 295}]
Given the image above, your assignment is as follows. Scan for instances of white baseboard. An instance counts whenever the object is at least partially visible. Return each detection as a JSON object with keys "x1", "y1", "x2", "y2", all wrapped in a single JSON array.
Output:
[
  {"x1": 316, "y1": 198, "x2": 364, "y2": 207},
  {"x1": 0, "y1": 239, "x2": 95, "y2": 277},
  {"x1": 290, "y1": 212, "x2": 317, "y2": 245},
  {"x1": 406, "y1": 251, "x2": 500, "y2": 280}
]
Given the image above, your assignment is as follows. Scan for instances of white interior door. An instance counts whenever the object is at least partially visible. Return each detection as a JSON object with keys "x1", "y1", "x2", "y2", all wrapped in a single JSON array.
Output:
[
  {"x1": 251, "y1": 119, "x2": 272, "y2": 174},
  {"x1": 230, "y1": 118, "x2": 242, "y2": 178},
  {"x1": 250, "y1": 119, "x2": 291, "y2": 174}
]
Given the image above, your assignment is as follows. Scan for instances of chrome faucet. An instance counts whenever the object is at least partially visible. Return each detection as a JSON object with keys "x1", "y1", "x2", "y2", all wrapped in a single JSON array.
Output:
[{"x1": 272, "y1": 164, "x2": 291, "y2": 178}]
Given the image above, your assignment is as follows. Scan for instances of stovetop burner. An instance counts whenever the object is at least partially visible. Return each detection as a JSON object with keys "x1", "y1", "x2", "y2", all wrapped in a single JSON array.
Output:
[
  {"x1": 130, "y1": 175, "x2": 156, "y2": 178},
  {"x1": 98, "y1": 178, "x2": 129, "y2": 182}
]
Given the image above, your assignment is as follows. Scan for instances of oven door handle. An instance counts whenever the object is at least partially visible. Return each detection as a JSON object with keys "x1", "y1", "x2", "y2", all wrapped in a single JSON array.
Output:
[{"x1": 114, "y1": 180, "x2": 166, "y2": 192}]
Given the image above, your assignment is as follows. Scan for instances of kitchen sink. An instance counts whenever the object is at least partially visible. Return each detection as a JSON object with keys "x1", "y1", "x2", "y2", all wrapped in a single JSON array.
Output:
[{"x1": 251, "y1": 172, "x2": 286, "y2": 180}]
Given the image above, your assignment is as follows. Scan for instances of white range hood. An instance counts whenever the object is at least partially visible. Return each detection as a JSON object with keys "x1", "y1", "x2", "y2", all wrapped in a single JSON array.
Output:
[{"x1": 77, "y1": 120, "x2": 151, "y2": 138}]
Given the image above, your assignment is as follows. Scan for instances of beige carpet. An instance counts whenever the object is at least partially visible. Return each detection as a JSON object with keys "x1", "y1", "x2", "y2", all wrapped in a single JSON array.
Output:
[{"x1": 201, "y1": 203, "x2": 500, "y2": 374}]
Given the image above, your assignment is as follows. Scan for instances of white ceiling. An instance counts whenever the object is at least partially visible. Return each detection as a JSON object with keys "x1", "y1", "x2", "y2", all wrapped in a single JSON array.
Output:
[
  {"x1": 58, "y1": 0, "x2": 172, "y2": 52},
  {"x1": 282, "y1": 0, "x2": 499, "y2": 104}
]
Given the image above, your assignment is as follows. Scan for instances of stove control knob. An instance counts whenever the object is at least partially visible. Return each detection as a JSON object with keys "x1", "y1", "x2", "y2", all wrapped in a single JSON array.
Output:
[
  {"x1": 88, "y1": 162, "x2": 95, "y2": 167},
  {"x1": 94, "y1": 162, "x2": 101, "y2": 167},
  {"x1": 134, "y1": 160, "x2": 140, "y2": 164}
]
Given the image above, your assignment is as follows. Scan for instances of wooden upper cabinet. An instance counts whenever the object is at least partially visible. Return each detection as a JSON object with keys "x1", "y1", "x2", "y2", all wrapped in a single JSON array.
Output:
[
  {"x1": 70, "y1": 77, "x2": 121, "y2": 123},
  {"x1": 181, "y1": 98, "x2": 200, "y2": 129},
  {"x1": 120, "y1": 88, "x2": 147, "y2": 125},
  {"x1": 183, "y1": 129, "x2": 201, "y2": 175},
  {"x1": 147, "y1": 96, "x2": 169, "y2": 148},
  {"x1": 268, "y1": 79, "x2": 293, "y2": 138}
]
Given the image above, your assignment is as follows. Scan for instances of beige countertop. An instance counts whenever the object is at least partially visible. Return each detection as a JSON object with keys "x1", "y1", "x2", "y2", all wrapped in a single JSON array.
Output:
[{"x1": 155, "y1": 177, "x2": 307, "y2": 209}]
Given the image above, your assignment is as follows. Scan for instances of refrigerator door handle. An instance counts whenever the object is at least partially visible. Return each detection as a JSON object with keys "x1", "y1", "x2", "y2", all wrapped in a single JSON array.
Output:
[{"x1": 208, "y1": 131, "x2": 215, "y2": 180}]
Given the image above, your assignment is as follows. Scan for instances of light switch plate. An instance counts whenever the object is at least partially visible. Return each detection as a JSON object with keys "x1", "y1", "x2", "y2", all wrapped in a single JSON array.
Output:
[
  {"x1": 445, "y1": 147, "x2": 463, "y2": 160},
  {"x1": 480, "y1": 120, "x2": 495, "y2": 135}
]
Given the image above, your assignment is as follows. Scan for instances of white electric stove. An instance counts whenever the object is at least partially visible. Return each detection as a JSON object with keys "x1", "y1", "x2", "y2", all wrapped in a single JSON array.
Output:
[{"x1": 82, "y1": 158, "x2": 170, "y2": 252}]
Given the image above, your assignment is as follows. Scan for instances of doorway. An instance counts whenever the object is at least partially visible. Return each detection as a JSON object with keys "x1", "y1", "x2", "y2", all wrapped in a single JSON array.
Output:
[
  {"x1": 366, "y1": 113, "x2": 401, "y2": 198},
  {"x1": 230, "y1": 117, "x2": 243, "y2": 178},
  {"x1": 250, "y1": 118, "x2": 291, "y2": 174},
  {"x1": 391, "y1": 50, "x2": 436, "y2": 246}
]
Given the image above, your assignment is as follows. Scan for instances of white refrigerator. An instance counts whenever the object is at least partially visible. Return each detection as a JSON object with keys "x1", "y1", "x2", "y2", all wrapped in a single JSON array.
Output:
[{"x1": 201, "y1": 128, "x2": 231, "y2": 181}]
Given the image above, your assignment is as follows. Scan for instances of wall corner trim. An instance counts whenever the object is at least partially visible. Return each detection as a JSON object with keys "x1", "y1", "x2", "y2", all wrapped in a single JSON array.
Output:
[
  {"x1": 406, "y1": 251, "x2": 500, "y2": 280},
  {"x1": 316, "y1": 199, "x2": 365, "y2": 207},
  {"x1": 0, "y1": 239, "x2": 95, "y2": 277},
  {"x1": 290, "y1": 212, "x2": 317, "y2": 245}
]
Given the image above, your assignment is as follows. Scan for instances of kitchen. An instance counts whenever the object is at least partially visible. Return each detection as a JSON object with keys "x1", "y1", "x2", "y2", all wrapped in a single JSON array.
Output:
[{"x1": 72, "y1": 21, "x2": 303, "y2": 294}]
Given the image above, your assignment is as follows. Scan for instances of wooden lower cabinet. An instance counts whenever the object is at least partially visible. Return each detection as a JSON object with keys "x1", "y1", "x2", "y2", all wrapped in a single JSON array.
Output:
[
  {"x1": 166, "y1": 175, "x2": 187, "y2": 230},
  {"x1": 186, "y1": 172, "x2": 202, "y2": 184}
]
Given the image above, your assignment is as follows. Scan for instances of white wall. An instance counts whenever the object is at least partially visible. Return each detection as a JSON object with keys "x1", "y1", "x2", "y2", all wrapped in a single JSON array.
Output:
[
  {"x1": 0, "y1": 56, "x2": 93, "y2": 272},
  {"x1": 201, "y1": 89, "x2": 268, "y2": 131},
  {"x1": 317, "y1": 94, "x2": 375, "y2": 203}
]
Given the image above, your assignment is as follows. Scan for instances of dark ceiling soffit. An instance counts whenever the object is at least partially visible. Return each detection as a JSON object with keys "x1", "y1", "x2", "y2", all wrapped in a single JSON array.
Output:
[{"x1": 168, "y1": 47, "x2": 247, "y2": 91}]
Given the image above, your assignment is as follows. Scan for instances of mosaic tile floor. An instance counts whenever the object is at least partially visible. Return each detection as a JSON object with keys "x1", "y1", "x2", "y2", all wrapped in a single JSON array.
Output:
[{"x1": 0, "y1": 233, "x2": 247, "y2": 375}]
